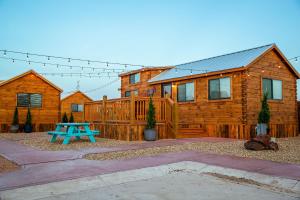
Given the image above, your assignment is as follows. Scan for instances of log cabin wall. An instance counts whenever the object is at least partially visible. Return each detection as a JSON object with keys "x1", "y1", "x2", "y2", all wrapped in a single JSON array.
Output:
[
  {"x1": 61, "y1": 91, "x2": 92, "y2": 122},
  {"x1": 245, "y1": 49, "x2": 298, "y2": 137},
  {"x1": 150, "y1": 71, "x2": 246, "y2": 139},
  {"x1": 0, "y1": 72, "x2": 61, "y2": 132},
  {"x1": 120, "y1": 68, "x2": 167, "y2": 97}
]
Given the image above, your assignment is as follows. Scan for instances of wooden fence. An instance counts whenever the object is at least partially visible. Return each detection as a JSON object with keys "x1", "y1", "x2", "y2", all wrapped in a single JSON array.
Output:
[{"x1": 84, "y1": 96, "x2": 177, "y2": 141}]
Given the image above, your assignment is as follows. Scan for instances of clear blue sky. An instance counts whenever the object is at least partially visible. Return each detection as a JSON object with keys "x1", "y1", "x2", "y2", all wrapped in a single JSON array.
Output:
[{"x1": 0, "y1": 0, "x2": 300, "y2": 100}]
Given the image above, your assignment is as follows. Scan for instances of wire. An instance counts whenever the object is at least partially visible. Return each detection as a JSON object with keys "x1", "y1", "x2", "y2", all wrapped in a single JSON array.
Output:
[
  {"x1": 0, "y1": 56, "x2": 128, "y2": 72},
  {"x1": 0, "y1": 49, "x2": 152, "y2": 68}
]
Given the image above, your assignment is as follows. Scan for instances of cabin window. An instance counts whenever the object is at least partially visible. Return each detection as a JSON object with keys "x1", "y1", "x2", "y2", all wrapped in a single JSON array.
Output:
[
  {"x1": 177, "y1": 82, "x2": 194, "y2": 102},
  {"x1": 209, "y1": 77, "x2": 231, "y2": 100},
  {"x1": 161, "y1": 83, "x2": 172, "y2": 97},
  {"x1": 71, "y1": 104, "x2": 83, "y2": 112},
  {"x1": 133, "y1": 89, "x2": 138, "y2": 96},
  {"x1": 125, "y1": 91, "x2": 131, "y2": 97},
  {"x1": 17, "y1": 93, "x2": 42, "y2": 108},
  {"x1": 262, "y1": 78, "x2": 282, "y2": 100},
  {"x1": 129, "y1": 73, "x2": 140, "y2": 84}
]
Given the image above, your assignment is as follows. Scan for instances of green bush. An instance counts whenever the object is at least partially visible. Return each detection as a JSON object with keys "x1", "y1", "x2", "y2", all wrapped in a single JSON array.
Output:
[
  {"x1": 69, "y1": 112, "x2": 74, "y2": 123},
  {"x1": 12, "y1": 107, "x2": 19, "y2": 125},
  {"x1": 62, "y1": 112, "x2": 68, "y2": 123},
  {"x1": 25, "y1": 107, "x2": 32, "y2": 126},
  {"x1": 258, "y1": 93, "x2": 270, "y2": 124},
  {"x1": 146, "y1": 97, "x2": 156, "y2": 129}
]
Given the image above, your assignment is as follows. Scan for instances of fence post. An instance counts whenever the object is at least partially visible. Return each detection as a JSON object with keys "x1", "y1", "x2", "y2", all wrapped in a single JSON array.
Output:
[
  {"x1": 172, "y1": 102, "x2": 178, "y2": 137},
  {"x1": 102, "y1": 95, "x2": 107, "y2": 137},
  {"x1": 129, "y1": 95, "x2": 135, "y2": 141}
]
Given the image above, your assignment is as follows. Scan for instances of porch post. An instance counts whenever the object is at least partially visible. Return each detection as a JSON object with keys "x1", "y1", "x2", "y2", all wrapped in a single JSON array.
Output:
[{"x1": 102, "y1": 95, "x2": 107, "y2": 137}]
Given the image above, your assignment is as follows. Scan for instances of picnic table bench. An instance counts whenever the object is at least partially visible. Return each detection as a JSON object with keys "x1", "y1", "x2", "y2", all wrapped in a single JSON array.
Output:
[{"x1": 48, "y1": 123, "x2": 100, "y2": 145}]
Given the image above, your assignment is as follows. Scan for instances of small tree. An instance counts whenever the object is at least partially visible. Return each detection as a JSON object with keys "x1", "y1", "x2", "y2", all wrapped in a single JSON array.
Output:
[
  {"x1": 258, "y1": 93, "x2": 270, "y2": 124},
  {"x1": 12, "y1": 107, "x2": 19, "y2": 125},
  {"x1": 25, "y1": 107, "x2": 32, "y2": 126},
  {"x1": 69, "y1": 112, "x2": 74, "y2": 123},
  {"x1": 146, "y1": 97, "x2": 156, "y2": 129},
  {"x1": 62, "y1": 112, "x2": 68, "y2": 123}
]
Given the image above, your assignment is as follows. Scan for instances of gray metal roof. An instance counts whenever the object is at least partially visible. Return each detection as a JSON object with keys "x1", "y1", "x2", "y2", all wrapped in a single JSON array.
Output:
[{"x1": 148, "y1": 44, "x2": 274, "y2": 83}]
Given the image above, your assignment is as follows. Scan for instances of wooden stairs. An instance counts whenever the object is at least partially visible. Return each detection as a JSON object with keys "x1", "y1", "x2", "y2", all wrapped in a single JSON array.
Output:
[{"x1": 176, "y1": 128, "x2": 208, "y2": 138}]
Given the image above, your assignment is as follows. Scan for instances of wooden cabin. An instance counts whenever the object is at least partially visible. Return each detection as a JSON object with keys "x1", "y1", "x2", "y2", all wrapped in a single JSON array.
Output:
[
  {"x1": 61, "y1": 91, "x2": 93, "y2": 122},
  {"x1": 0, "y1": 70, "x2": 62, "y2": 132},
  {"x1": 119, "y1": 67, "x2": 171, "y2": 97},
  {"x1": 146, "y1": 44, "x2": 299, "y2": 138},
  {"x1": 84, "y1": 44, "x2": 298, "y2": 140}
]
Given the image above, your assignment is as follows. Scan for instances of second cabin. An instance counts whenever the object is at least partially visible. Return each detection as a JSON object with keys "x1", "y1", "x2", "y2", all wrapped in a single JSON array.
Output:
[{"x1": 61, "y1": 91, "x2": 93, "y2": 122}]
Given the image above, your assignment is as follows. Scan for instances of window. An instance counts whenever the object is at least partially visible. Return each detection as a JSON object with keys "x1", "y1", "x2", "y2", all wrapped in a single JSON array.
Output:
[
  {"x1": 177, "y1": 82, "x2": 194, "y2": 102},
  {"x1": 162, "y1": 83, "x2": 172, "y2": 97},
  {"x1": 71, "y1": 104, "x2": 83, "y2": 112},
  {"x1": 129, "y1": 73, "x2": 140, "y2": 84},
  {"x1": 133, "y1": 89, "x2": 138, "y2": 96},
  {"x1": 209, "y1": 77, "x2": 231, "y2": 100},
  {"x1": 125, "y1": 91, "x2": 131, "y2": 97},
  {"x1": 17, "y1": 93, "x2": 42, "y2": 107},
  {"x1": 262, "y1": 78, "x2": 282, "y2": 100}
]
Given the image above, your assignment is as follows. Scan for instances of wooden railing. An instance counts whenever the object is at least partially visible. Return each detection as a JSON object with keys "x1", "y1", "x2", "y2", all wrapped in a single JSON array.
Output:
[{"x1": 84, "y1": 95, "x2": 177, "y2": 140}]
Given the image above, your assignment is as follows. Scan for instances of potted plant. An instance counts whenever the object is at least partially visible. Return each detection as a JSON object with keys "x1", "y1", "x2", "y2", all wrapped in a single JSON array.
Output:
[
  {"x1": 69, "y1": 112, "x2": 74, "y2": 123},
  {"x1": 257, "y1": 93, "x2": 270, "y2": 135},
  {"x1": 24, "y1": 107, "x2": 33, "y2": 133},
  {"x1": 10, "y1": 107, "x2": 19, "y2": 133},
  {"x1": 62, "y1": 112, "x2": 68, "y2": 123},
  {"x1": 144, "y1": 96, "x2": 157, "y2": 141}
]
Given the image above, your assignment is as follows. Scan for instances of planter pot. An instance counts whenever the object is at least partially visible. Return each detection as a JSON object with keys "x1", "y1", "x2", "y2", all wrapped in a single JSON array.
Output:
[
  {"x1": 144, "y1": 129, "x2": 157, "y2": 141},
  {"x1": 10, "y1": 125, "x2": 19, "y2": 133},
  {"x1": 24, "y1": 124, "x2": 32, "y2": 133},
  {"x1": 256, "y1": 123, "x2": 267, "y2": 135}
]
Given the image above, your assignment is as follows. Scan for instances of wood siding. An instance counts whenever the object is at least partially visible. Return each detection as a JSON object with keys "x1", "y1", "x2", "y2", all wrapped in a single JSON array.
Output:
[
  {"x1": 0, "y1": 72, "x2": 61, "y2": 132},
  {"x1": 245, "y1": 49, "x2": 298, "y2": 137},
  {"x1": 61, "y1": 91, "x2": 92, "y2": 122},
  {"x1": 120, "y1": 69, "x2": 165, "y2": 97}
]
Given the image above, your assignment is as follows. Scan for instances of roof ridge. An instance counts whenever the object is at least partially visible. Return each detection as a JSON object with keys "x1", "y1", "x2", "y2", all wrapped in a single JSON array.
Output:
[{"x1": 175, "y1": 43, "x2": 274, "y2": 67}]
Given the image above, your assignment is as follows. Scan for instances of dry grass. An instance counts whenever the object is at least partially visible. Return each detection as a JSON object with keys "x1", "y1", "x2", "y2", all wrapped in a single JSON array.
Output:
[
  {"x1": 0, "y1": 132, "x2": 142, "y2": 151},
  {"x1": 0, "y1": 156, "x2": 20, "y2": 174},
  {"x1": 85, "y1": 137, "x2": 300, "y2": 164}
]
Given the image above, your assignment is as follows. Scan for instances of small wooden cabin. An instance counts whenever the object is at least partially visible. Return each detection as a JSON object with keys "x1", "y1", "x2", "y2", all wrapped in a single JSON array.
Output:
[
  {"x1": 0, "y1": 70, "x2": 62, "y2": 132},
  {"x1": 119, "y1": 67, "x2": 171, "y2": 97},
  {"x1": 61, "y1": 91, "x2": 93, "y2": 122},
  {"x1": 118, "y1": 44, "x2": 299, "y2": 138}
]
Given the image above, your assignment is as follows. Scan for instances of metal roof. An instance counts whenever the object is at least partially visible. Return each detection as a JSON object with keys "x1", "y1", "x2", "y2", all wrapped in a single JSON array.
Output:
[{"x1": 148, "y1": 44, "x2": 274, "y2": 83}]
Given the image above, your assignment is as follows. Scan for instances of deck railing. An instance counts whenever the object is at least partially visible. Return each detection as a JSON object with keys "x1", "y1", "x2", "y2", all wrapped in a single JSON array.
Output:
[{"x1": 84, "y1": 95, "x2": 177, "y2": 140}]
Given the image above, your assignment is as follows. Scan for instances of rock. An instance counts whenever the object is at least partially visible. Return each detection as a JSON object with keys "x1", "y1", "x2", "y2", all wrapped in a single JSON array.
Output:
[{"x1": 244, "y1": 135, "x2": 279, "y2": 151}]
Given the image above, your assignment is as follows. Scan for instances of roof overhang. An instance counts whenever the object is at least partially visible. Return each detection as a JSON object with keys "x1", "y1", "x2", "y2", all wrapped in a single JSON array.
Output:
[{"x1": 119, "y1": 66, "x2": 173, "y2": 77}]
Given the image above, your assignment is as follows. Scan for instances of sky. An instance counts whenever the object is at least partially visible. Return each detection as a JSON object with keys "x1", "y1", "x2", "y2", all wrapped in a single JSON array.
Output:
[{"x1": 0, "y1": 0, "x2": 300, "y2": 100}]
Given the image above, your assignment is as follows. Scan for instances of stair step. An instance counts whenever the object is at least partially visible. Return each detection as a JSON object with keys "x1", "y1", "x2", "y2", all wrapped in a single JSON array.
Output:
[{"x1": 176, "y1": 128, "x2": 208, "y2": 138}]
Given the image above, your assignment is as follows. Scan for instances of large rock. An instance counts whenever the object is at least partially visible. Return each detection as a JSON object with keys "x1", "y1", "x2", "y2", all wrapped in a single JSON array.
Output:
[{"x1": 244, "y1": 135, "x2": 279, "y2": 151}]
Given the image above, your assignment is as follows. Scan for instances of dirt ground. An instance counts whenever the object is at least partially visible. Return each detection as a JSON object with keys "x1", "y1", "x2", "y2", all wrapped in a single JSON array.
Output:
[{"x1": 85, "y1": 137, "x2": 300, "y2": 164}]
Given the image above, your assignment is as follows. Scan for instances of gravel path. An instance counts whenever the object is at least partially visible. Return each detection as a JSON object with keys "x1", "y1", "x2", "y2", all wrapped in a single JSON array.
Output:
[
  {"x1": 0, "y1": 132, "x2": 142, "y2": 151},
  {"x1": 0, "y1": 156, "x2": 20, "y2": 174},
  {"x1": 85, "y1": 137, "x2": 300, "y2": 164}
]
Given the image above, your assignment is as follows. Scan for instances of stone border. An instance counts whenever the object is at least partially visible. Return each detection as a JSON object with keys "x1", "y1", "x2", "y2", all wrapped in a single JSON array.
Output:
[{"x1": 1, "y1": 161, "x2": 299, "y2": 200}]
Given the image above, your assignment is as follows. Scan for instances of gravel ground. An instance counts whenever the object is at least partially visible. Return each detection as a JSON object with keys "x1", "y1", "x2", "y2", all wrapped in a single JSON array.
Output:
[
  {"x1": 0, "y1": 156, "x2": 20, "y2": 174},
  {"x1": 85, "y1": 137, "x2": 300, "y2": 164},
  {"x1": 0, "y1": 132, "x2": 142, "y2": 151}
]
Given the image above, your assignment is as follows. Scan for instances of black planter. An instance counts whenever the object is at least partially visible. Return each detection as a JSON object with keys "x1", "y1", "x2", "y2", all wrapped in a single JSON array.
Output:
[
  {"x1": 24, "y1": 124, "x2": 32, "y2": 133},
  {"x1": 10, "y1": 125, "x2": 19, "y2": 133},
  {"x1": 144, "y1": 129, "x2": 157, "y2": 141}
]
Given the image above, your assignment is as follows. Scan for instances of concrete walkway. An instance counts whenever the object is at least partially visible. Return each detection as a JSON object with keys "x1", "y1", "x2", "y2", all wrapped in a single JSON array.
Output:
[{"x1": 0, "y1": 137, "x2": 300, "y2": 191}]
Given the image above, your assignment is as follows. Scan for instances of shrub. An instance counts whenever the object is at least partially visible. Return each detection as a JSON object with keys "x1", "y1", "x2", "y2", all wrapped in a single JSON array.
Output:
[
  {"x1": 62, "y1": 112, "x2": 68, "y2": 123},
  {"x1": 258, "y1": 93, "x2": 270, "y2": 124},
  {"x1": 12, "y1": 107, "x2": 19, "y2": 125},
  {"x1": 69, "y1": 112, "x2": 74, "y2": 123},
  {"x1": 25, "y1": 107, "x2": 32, "y2": 126},
  {"x1": 146, "y1": 96, "x2": 156, "y2": 129}
]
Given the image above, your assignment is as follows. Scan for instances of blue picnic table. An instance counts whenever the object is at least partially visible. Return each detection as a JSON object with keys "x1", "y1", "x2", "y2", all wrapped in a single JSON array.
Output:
[{"x1": 48, "y1": 123, "x2": 100, "y2": 145}]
